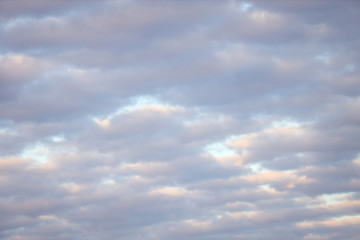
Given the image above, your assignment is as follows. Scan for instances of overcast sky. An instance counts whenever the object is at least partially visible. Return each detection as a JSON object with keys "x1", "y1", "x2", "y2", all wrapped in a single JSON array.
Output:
[{"x1": 1, "y1": 0, "x2": 360, "y2": 239}]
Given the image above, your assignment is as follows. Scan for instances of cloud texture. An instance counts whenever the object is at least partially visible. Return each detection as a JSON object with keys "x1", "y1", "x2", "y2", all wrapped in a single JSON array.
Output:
[{"x1": 1, "y1": 1, "x2": 360, "y2": 239}]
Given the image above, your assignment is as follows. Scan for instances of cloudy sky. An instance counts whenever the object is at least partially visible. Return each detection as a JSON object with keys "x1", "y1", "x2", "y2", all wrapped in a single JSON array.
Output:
[{"x1": 1, "y1": 0, "x2": 360, "y2": 239}]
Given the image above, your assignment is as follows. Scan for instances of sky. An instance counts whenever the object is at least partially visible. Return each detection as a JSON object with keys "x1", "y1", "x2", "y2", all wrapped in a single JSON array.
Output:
[{"x1": 0, "y1": 0, "x2": 360, "y2": 239}]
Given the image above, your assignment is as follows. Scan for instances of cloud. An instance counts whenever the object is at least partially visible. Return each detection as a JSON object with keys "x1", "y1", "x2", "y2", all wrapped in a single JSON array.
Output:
[{"x1": 1, "y1": 0, "x2": 359, "y2": 239}]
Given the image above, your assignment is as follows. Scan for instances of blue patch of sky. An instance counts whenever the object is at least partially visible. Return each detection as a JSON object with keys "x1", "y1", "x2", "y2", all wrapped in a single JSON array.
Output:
[
  {"x1": 204, "y1": 142, "x2": 237, "y2": 158},
  {"x1": 20, "y1": 143, "x2": 51, "y2": 164}
]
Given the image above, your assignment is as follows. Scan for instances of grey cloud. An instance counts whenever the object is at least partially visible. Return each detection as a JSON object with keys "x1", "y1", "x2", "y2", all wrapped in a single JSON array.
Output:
[{"x1": 0, "y1": 0, "x2": 221, "y2": 52}]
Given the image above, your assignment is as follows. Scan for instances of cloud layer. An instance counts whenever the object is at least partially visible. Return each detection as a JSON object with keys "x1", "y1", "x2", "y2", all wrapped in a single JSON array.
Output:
[{"x1": 1, "y1": 1, "x2": 360, "y2": 239}]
